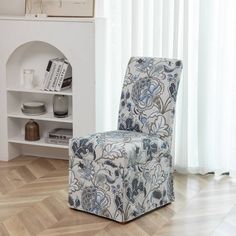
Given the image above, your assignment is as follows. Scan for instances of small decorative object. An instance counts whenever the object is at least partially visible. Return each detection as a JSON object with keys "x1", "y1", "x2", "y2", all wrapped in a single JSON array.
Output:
[
  {"x1": 53, "y1": 95, "x2": 68, "y2": 118},
  {"x1": 25, "y1": 0, "x2": 47, "y2": 17},
  {"x1": 25, "y1": 0, "x2": 95, "y2": 17},
  {"x1": 25, "y1": 0, "x2": 33, "y2": 14},
  {"x1": 23, "y1": 69, "x2": 35, "y2": 89},
  {"x1": 25, "y1": 119, "x2": 40, "y2": 141},
  {"x1": 45, "y1": 128, "x2": 73, "y2": 145},
  {"x1": 21, "y1": 102, "x2": 46, "y2": 115}
]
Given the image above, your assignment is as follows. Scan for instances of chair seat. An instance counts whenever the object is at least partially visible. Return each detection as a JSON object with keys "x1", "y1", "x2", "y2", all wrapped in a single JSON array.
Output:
[
  {"x1": 70, "y1": 130, "x2": 169, "y2": 168},
  {"x1": 69, "y1": 130, "x2": 173, "y2": 222}
]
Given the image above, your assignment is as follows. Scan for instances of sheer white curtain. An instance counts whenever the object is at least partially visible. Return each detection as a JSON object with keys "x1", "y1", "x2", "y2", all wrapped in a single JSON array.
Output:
[{"x1": 96, "y1": 0, "x2": 236, "y2": 176}]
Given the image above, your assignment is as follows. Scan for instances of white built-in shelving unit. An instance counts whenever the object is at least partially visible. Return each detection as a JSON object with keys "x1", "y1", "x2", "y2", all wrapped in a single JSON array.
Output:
[{"x1": 0, "y1": 16, "x2": 105, "y2": 161}]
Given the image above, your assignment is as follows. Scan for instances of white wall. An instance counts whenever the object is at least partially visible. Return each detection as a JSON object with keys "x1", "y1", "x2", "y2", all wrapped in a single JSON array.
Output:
[{"x1": 0, "y1": 0, "x2": 25, "y2": 15}]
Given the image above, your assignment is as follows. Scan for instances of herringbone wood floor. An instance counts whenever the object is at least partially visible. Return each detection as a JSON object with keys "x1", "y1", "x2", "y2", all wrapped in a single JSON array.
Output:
[{"x1": 0, "y1": 156, "x2": 236, "y2": 236}]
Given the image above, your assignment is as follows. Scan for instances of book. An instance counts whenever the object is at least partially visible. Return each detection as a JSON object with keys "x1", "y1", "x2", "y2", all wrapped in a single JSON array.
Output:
[
  {"x1": 48, "y1": 128, "x2": 73, "y2": 140},
  {"x1": 49, "y1": 59, "x2": 64, "y2": 91},
  {"x1": 45, "y1": 137, "x2": 69, "y2": 145},
  {"x1": 41, "y1": 59, "x2": 53, "y2": 90},
  {"x1": 55, "y1": 60, "x2": 72, "y2": 91},
  {"x1": 61, "y1": 78, "x2": 72, "y2": 90},
  {"x1": 45, "y1": 128, "x2": 73, "y2": 145},
  {"x1": 44, "y1": 59, "x2": 58, "y2": 90},
  {"x1": 55, "y1": 60, "x2": 68, "y2": 91},
  {"x1": 46, "y1": 59, "x2": 62, "y2": 90}
]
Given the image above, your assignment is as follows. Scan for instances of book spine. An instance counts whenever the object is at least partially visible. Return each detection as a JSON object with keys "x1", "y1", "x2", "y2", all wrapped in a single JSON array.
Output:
[
  {"x1": 45, "y1": 138, "x2": 69, "y2": 145},
  {"x1": 60, "y1": 77, "x2": 72, "y2": 90},
  {"x1": 41, "y1": 60, "x2": 53, "y2": 90},
  {"x1": 45, "y1": 61, "x2": 57, "y2": 91},
  {"x1": 65, "y1": 63, "x2": 72, "y2": 80},
  {"x1": 50, "y1": 60, "x2": 64, "y2": 91},
  {"x1": 55, "y1": 62, "x2": 69, "y2": 92},
  {"x1": 48, "y1": 134, "x2": 71, "y2": 140}
]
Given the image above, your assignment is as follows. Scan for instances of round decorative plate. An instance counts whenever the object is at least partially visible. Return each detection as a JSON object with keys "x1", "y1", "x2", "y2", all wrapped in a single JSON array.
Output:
[{"x1": 21, "y1": 108, "x2": 46, "y2": 116}]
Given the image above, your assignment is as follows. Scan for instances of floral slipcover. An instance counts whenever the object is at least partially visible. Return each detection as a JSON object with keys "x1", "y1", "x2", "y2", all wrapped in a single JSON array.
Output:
[{"x1": 69, "y1": 57, "x2": 183, "y2": 222}]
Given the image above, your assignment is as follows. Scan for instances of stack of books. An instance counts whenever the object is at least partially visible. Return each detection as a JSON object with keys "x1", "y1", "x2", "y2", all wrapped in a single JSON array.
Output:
[
  {"x1": 41, "y1": 58, "x2": 72, "y2": 91},
  {"x1": 45, "y1": 128, "x2": 73, "y2": 145}
]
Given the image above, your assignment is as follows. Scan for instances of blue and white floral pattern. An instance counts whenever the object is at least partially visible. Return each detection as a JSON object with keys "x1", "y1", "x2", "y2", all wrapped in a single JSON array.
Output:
[{"x1": 69, "y1": 57, "x2": 183, "y2": 222}]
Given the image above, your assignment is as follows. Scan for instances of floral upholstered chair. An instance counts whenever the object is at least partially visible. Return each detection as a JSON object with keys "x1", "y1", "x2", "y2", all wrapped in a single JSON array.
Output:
[{"x1": 69, "y1": 57, "x2": 183, "y2": 222}]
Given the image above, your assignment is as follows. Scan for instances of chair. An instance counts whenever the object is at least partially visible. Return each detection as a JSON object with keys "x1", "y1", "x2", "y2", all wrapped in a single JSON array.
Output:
[{"x1": 68, "y1": 57, "x2": 183, "y2": 222}]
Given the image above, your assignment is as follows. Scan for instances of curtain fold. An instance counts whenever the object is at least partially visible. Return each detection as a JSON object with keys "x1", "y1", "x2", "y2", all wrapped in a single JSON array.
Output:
[{"x1": 96, "y1": 0, "x2": 236, "y2": 176}]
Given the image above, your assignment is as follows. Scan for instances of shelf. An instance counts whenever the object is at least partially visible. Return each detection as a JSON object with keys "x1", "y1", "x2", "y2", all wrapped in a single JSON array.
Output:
[
  {"x1": 8, "y1": 112, "x2": 73, "y2": 123},
  {"x1": 8, "y1": 136, "x2": 69, "y2": 149},
  {"x1": 7, "y1": 87, "x2": 72, "y2": 96}
]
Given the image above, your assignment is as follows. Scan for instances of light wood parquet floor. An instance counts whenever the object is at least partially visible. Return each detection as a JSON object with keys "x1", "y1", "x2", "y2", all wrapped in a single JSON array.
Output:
[{"x1": 0, "y1": 156, "x2": 236, "y2": 236}]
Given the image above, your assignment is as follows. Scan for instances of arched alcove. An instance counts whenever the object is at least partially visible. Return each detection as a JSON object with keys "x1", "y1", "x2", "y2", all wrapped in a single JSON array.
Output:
[
  {"x1": 6, "y1": 40, "x2": 73, "y2": 160},
  {"x1": 6, "y1": 41, "x2": 69, "y2": 89}
]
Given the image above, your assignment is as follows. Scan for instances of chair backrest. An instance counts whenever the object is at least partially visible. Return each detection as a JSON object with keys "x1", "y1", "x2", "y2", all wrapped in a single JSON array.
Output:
[{"x1": 118, "y1": 57, "x2": 183, "y2": 142}]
